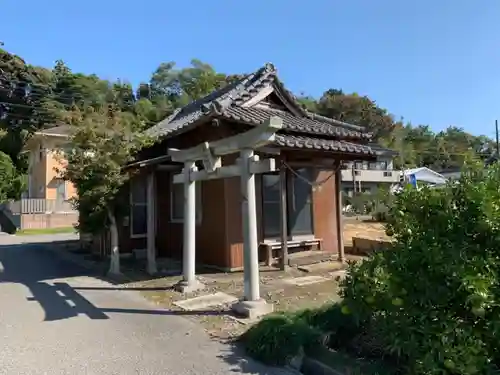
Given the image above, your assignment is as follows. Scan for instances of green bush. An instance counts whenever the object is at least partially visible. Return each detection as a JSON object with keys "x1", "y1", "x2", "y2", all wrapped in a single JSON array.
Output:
[
  {"x1": 340, "y1": 161, "x2": 500, "y2": 374},
  {"x1": 241, "y1": 313, "x2": 323, "y2": 366},
  {"x1": 372, "y1": 206, "x2": 389, "y2": 222},
  {"x1": 294, "y1": 303, "x2": 362, "y2": 347},
  {"x1": 242, "y1": 304, "x2": 366, "y2": 367}
]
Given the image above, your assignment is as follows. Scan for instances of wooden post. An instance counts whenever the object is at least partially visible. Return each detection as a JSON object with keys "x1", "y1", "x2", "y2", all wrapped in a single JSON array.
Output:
[
  {"x1": 279, "y1": 161, "x2": 288, "y2": 270},
  {"x1": 240, "y1": 149, "x2": 260, "y2": 301},
  {"x1": 146, "y1": 171, "x2": 157, "y2": 275},
  {"x1": 335, "y1": 163, "x2": 345, "y2": 263}
]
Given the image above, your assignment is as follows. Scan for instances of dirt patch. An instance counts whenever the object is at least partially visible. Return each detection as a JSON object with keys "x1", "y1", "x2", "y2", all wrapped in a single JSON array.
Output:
[
  {"x1": 124, "y1": 266, "x2": 342, "y2": 341},
  {"x1": 343, "y1": 218, "x2": 388, "y2": 248}
]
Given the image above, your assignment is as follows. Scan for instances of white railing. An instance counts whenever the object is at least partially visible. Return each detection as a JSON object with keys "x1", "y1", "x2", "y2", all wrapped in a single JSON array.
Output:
[
  {"x1": 341, "y1": 169, "x2": 401, "y2": 183},
  {"x1": 6, "y1": 199, "x2": 76, "y2": 214}
]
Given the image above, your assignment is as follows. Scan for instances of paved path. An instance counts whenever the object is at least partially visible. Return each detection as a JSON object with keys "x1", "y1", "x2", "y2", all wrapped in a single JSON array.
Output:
[{"x1": 0, "y1": 235, "x2": 291, "y2": 375}]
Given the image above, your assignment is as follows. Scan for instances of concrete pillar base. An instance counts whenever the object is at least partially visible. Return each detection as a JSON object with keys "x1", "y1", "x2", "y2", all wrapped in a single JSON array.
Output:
[
  {"x1": 232, "y1": 299, "x2": 274, "y2": 320},
  {"x1": 146, "y1": 264, "x2": 158, "y2": 276},
  {"x1": 106, "y1": 270, "x2": 123, "y2": 278},
  {"x1": 174, "y1": 279, "x2": 205, "y2": 294}
]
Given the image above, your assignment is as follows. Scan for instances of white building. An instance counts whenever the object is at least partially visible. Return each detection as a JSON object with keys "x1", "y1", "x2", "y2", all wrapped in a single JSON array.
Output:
[{"x1": 341, "y1": 145, "x2": 399, "y2": 196}]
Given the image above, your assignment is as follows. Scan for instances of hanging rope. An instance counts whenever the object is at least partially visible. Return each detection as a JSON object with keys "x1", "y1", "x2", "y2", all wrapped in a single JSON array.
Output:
[{"x1": 282, "y1": 161, "x2": 342, "y2": 191}]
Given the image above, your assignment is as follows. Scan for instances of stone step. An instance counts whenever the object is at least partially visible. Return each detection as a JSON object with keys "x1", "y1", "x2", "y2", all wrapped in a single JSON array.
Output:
[
  {"x1": 288, "y1": 251, "x2": 335, "y2": 267},
  {"x1": 298, "y1": 260, "x2": 346, "y2": 273}
]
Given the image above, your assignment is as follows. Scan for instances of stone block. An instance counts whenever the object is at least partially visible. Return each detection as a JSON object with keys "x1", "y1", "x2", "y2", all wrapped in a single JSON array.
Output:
[
  {"x1": 351, "y1": 236, "x2": 391, "y2": 255},
  {"x1": 174, "y1": 291, "x2": 236, "y2": 311},
  {"x1": 282, "y1": 275, "x2": 328, "y2": 287},
  {"x1": 174, "y1": 279, "x2": 205, "y2": 294},
  {"x1": 231, "y1": 299, "x2": 273, "y2": 320}
]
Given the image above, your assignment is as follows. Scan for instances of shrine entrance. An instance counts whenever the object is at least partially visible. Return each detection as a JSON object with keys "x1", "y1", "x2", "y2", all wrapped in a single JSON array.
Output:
[{"x1": 167, "y1": 116, "x2": 283, "y2": 318}]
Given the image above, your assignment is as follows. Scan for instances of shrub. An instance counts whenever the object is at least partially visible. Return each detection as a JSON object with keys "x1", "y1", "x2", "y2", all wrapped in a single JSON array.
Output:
[
  {"x1": 340, "y1": 161, "x2": 500, "y2": 374},
  {"x1": 294, "y1": 303, "x2": 363, "y2": 347},
  {"x1": 372, "y1": 205, "x2": 389, "y2": 222},
  {"x1": 242, "y1": 304, "x2": 368, "y2": 367},
  {"x1": 241, "y1": 313, "x2": 322, "y2": 366}
]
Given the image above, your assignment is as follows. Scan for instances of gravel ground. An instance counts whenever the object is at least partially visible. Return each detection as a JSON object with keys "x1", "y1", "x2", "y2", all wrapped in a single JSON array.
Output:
[{"x1": 0, "y1": 234, "x2": 293, "y2": 375}]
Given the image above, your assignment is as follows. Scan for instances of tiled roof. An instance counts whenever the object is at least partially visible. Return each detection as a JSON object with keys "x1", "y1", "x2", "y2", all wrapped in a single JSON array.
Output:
[
  {"x1": 145, "y1": 63, "x2": 372, "y2": 141},
  {"x1": 146, "y1": 63, "x2": 280, "y2": 138},
  {"x1": 273, "y1": 134, "x2": 374, "y2": 155},
  {"x1": 367, "y1": 143, "x2": 399, "y2": 156},
  {"x1": 217, "y1": 106, "x2": 370, "y2": 140}
]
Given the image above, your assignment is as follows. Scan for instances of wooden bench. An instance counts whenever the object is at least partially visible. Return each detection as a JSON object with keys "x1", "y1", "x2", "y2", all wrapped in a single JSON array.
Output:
[{"x1": 261, "y1": 238, "x2": 323, "y2": 266}]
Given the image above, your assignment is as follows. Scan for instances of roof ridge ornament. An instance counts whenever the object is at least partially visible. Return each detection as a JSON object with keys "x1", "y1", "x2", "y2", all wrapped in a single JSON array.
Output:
[
  {"x1": 201, "y1": 101, "x2": 224, "y2": 115},
  {"x1": 264, "y1": 62, "x2": 275, "y2": 72}
]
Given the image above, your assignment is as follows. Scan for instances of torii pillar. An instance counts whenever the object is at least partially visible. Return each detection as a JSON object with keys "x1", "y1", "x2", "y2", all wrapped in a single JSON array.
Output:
[
  {"x1": 230, "y1": 148, "x2": 274, "y2": 319},
  {"x1": 169, "y1": 117, "x2": 282, "y2": 318}
]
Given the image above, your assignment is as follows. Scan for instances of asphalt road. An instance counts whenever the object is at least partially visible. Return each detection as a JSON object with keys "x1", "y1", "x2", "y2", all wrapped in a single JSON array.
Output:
[{"x1": 0, "y1": 234, "x2": 291, "y2": 375}]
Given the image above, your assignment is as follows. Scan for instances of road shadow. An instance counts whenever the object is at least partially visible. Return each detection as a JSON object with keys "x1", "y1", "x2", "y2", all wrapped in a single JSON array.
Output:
[
  {"x1": 217, "y1": 343, "x2": 294, "y2": 375},
  {"x1": 0, "y1": 243, "x2": 229, "y2": 322},
  {"x1": 27, "y1": 281, "x2": 109, "y2": 321},
  {"x1": 0, "y1": 238, "x2": 178, "y2": 290},
  {"x1": 26, "y1": 281, "x2": 231, "y2": 321},
  {"x1": 0, "y1": 240, "x2": 293, "y2": 375}
]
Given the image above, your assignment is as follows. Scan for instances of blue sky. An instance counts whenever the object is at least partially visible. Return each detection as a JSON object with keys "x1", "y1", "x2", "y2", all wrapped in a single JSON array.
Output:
[{"x1": 2, "y1": 0, "x2": 499, "y2": 137}]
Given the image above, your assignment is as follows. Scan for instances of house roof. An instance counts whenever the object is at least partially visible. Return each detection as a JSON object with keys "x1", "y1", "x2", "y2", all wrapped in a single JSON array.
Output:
[
  {"x1": 214, "y1": 106, "x2": 369, "y2": 140},
  {"x1": 367, "y1": 144, "x2": 399, "y2": 156},
  {"x1": 145, "y1": 63, "x2": 381, "y2": 156},
  {"x1": 34, "y1": 125, "x2": 72, "y2": 138},
  {"x1": 274, "y1": 134, "x2": 373, "y2": 155}
]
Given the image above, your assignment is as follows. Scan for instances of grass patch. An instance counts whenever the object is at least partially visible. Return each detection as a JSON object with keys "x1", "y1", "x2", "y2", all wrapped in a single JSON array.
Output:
[{"x1": 15, "y1": 227, "x2": 76, "y2": 236}]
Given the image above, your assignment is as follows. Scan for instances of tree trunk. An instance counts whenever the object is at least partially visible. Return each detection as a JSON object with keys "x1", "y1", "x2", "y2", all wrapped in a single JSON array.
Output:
[{"x1": 107, "y1": 208, "x2": 121, "y2": 275}]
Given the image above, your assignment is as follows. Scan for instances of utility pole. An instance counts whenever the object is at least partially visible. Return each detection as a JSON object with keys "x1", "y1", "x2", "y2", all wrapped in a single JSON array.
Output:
[
  {"x1": 496, "y1": 120, "x2": 499, "y2": 157},
  {"x1": 351, "y1": 162, "x2": 356, "y2": 194},
  {"x1": 398, "y1": 126, "x2": 406, "y2": 187}
]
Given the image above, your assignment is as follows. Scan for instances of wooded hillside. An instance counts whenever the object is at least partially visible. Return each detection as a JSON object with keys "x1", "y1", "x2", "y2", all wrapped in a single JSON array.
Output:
[{"x1": 0, "y1": 47, "x2": 495, "y2": 198}]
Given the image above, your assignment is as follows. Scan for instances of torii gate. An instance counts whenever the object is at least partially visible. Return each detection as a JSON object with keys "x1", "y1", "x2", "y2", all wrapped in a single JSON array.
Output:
[{"x1": 168, "y1": 116, "x2": 283, "y2": 318}]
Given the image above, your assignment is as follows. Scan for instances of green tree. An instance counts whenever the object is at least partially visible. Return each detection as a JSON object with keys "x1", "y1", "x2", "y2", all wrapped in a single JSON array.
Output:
[
  {"x1": 61, "y1": 108, "x2": 151, "y2": 275},
  {"x1": 0, "y1": 48, "x2": 51, "y2": 171},
  {"x1": 2, "y1": 44, "x2": 497, "y2": 197},
  {"x1": 315, "y1": 89, "x2": 395, "y2": 139},
  {"x1": 0, "y1": 150, "x2": 25, "y2": 202},
  {"x1": 341, "y1": 161, "x2": 500, "y2": 374}
]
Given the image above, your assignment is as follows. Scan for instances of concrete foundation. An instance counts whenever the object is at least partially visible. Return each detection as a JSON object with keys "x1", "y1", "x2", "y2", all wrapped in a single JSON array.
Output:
[
  {"x1": 174, "y1": 292, "x2": 238, "y2": 311},
  {"x1": 231, "y1": 299, "x2": 273, "y2": 320},
  {"x1": 174, "y1": 279, "x2": 205, "y2": 294},
  {"x1": 282, "y1": 275, "x2": 328, "y2": 287}
]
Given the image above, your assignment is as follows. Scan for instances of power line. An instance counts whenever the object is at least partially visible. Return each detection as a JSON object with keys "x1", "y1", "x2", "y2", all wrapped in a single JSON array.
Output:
[
  {"x1": 0, "y1": 103, "x2": 496, "y2": 156},
  {"x1": 0, "y1": 101, "x2": 75, "y2": 111},
  {"x1": 0, "y1": 79, "x2": 498, "y2": 158},
  {"x1": 0, "y1": 86, "x2": 131, "y2": 105},
  {"x1": 0, "y1": 76, "x2": 136, "y2": 90}
]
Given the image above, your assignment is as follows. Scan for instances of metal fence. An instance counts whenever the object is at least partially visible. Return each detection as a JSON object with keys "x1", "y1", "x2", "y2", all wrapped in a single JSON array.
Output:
[{"x1": 6, "y1": 199, "x2": 76, "y2": 214}]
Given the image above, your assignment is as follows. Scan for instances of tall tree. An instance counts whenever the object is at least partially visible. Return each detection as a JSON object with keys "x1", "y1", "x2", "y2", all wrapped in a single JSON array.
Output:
[
  {"x1": 61, "y1": 108, "x2": 151, "y2": 275},
  {"x1": 0, "y1": 151, "x2": 25, "y2": 202},
  {"x1": 0, "y1": 48, "x2": 51, "y2": 195},
  {"x1": 1, "y1": 44, "x2": 497, "y2": 189},
  {"x1": 316, "y1": 89, "x2": 395, "y2": 139}
]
